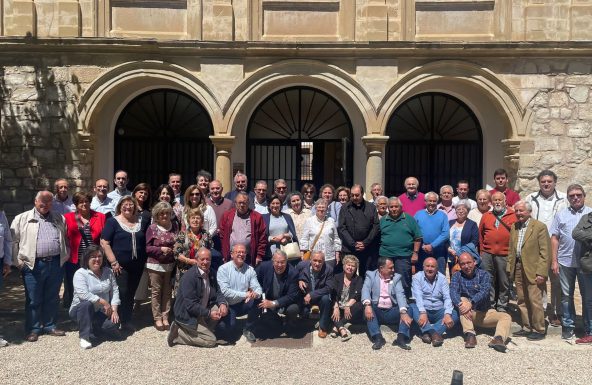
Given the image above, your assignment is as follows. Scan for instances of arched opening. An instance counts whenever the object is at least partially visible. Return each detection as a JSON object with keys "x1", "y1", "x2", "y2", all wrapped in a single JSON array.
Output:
[
  {"x1": 247, "y1": 86, "x2": 353, "y2": 191},
  {"x1": 114, "y1": 89, "x2": 214, "y2": 189},
  {"x1": 385, "y1": 92, "x2": 483, "y2": 196}
]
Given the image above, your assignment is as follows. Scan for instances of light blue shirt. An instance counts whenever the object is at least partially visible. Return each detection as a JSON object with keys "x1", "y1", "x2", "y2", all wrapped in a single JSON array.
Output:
[
  {"x1": 106, "y1": 189, "x2": 131, "y2": 215},
  {"x1": 0, "y1": 211, "x2": 12, "y2": 265},
  {"x1": 91, "y1": 195, "x2": 114, "y2": 215},
  {"x1": 550, "y1": 205, "x2": 592, "y2": 267},
  {"x1": 412, "y1": 271, "x2": 453, "y2": 314},
  {"x1": 70, "y1": 267, "x2": 121, "y2": 312},
  {"x1": 52, "y1": 196, "x2": 75, "y2": 215},
  {"x1": 216, "y1": 261, "x2": 262, "y2": 305}
]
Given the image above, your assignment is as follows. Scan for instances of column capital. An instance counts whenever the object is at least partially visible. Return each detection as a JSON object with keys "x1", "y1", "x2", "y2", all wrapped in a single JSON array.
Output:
[
  {"x1": 361, "y1": 135, "x2": 389, "y2": 154},
  {"x1": 209, "y1": 135, "x2": 236, "y2": 152}
]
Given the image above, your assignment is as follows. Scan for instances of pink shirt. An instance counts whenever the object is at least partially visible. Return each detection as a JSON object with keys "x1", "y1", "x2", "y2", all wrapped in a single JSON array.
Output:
[
  {"x1": 377, "y1": 275, "x2": 393, "y2": 309},
  {"x1": 398, "y1": 192, "x2": 426, "y2": 216}
]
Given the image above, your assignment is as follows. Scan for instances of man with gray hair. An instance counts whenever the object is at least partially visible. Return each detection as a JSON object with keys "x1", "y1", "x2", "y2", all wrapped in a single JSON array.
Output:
[
  {"x1": 296, "y1": 251, "x2": 334, "y2": 338},
  {"x1": 525, "y1": 169, "x2": 567, "y2": 327},
  {"x1": 507, "y1": 201, "x2": 550, "y2": 341},
  {"x1": 550, "y1": 183, "x2": 592, "y2": 339},
  {"x1": 438, "y1": 185, "x2": 457, "y2": 221},
  {"x1": 224, "y1": 171, "x2": 255, "y2": 206},
  {"x1": 244, "y1": 249, "x2": 301, "y2": 341},
  {"x1": 369, "y1": 182, "x2": 383, "y2": 203},
  {"x1": 11, "y1": 190, "x2": 69, "y2": 342},
  {"x1": 273, "y1": 178, "x2": 290, "y2": 211},
  {"x1": 52, "y1": 178, "x2": 75, "y2": 215},
  {"x1": 415, "y1": 192, "x2": 450, "y2": 275},
  {"x1": 375, "y1": 196, "x2": 388, "y2": 219}
]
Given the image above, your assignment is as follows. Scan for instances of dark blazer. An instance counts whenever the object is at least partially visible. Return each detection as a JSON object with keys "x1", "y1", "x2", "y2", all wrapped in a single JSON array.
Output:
[
  {"x1": 256, "y1": 260, "x2": 301, "y2": 308},
  {"x1": 262, "y1": 213, "x2": 298, "y2": 259},
  {"x1": 296, "y1": 260, "x2": 334, "y2": 301},
  {"x1": 173, "y1": 265, "x2": 227, "y2": 328},
  {"x1": 331, "y1": 272, "x2": 363, "y2": 304},
  {"x1": 337, "y1": 200, "x2": 380, "y2": 254},
  {"x1": 448, "y1": 218, "x2": 479, "y2": 250}
]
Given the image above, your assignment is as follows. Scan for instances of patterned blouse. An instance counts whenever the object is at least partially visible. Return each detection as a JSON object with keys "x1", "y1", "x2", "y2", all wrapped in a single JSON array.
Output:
[{"x1": 173, "y1": 228, "x2": 213, "y2": 275}]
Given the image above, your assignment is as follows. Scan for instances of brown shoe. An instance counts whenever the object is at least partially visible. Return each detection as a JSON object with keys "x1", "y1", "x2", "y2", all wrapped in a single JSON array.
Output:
[
  {"x1": 420, "y1": 333, "x2": 432, "y2": 344},
  {"x1": 464, "y1": 333, "x2": 477, "y2": 348},
  {"x1": 431, "y1": 332, "x2": 444, "y2": 347},
  {"x1": 26, "y1": 333, "x2": 39, "y2": 342},
  {"x1": 488, "y1": 335, "x2": 507, "y2": 352},
  {"x1": 318, "y1": 329, "x2": 328, "y2": 338},
  {"x1": 155, "y1": 320, "x2": 165, "y2": 332},
  {"x1": 46, "y1": 329, "x2": 66, "y2": 337},
  {"x1": 550, "y1": 316, "x2": 562, "y2": 327},
  {"x1": 167, "y1": 322, "x2": 179, "y2": 347}
]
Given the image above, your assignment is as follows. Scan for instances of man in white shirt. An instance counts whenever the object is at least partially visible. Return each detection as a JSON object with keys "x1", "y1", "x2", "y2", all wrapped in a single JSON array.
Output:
[
  {"x1": 525, "y1": 169, "x2": 567, "y2": 327},
  {"x1": 168, "y1": 173, "x2": 183, "y2": 206},
  {"x1": 452, "y1": 180, "x2": 477, "y2": 210},
  {"x1": 90, "y1": 178, "x2": 113, "y2": 215},
  {"x1": 52, "y1": 179, "x2": 75, "y2": 215},
  {"x1": 106, "y1": 170, "x2": 131, "y2": 216}
]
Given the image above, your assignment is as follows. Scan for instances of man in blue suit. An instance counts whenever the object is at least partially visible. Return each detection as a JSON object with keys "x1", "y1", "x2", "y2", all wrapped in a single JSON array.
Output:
[
  {"x1": 362, "y1": 257, "x2": 414, "y2": 350},
  {"x1": 244, "y1": 250, "x2": 301, "y2": 342}
]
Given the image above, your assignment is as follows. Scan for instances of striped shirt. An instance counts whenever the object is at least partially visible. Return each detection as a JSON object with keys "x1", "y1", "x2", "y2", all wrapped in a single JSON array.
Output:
[
  {"x1": 516, "y1": 219, "x2": 530, "y2": 259},
  {"x1": 35, "y1": 210, "x2": 61, "y2": 258},
  {"x1": 550, "y1": 205, "x2": 592, "y2": 267}
]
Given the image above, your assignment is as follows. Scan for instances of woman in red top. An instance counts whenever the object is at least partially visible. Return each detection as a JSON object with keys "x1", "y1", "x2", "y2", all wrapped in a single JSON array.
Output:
[{"x1": 64, "y1": 191, "x2": 106, "y2": 308}]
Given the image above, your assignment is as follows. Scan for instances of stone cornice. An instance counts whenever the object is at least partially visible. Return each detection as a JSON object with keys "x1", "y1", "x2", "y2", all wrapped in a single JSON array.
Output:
[{"x1": 1, "y1": 38, "x2": 592, "y2": 58}]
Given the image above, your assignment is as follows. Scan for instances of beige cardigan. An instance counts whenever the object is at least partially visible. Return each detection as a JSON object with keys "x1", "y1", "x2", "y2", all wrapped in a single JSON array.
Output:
[{"x1": 10, "y1": 209, "x2": 69, "y2": 269}]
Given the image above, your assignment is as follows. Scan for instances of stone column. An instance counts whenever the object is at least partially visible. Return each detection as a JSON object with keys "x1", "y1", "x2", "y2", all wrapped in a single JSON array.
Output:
[
  {"x1": 209, "y1": 135, "x2": 235, "y2": 192},
  {"x1": 361, "y1": 135, "x2": 389, "y2": 200}
]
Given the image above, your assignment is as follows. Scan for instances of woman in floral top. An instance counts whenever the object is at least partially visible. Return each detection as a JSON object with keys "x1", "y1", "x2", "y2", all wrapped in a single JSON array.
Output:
[
  {"x1": 173, "y1": 208, "x2": 213, "y2": 295},
  {"x1": 145, "y1": 201, "x2": 179, "y2": 331}
]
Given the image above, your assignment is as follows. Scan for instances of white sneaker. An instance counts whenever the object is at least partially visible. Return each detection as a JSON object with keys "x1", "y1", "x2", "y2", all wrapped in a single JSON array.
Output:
[
  {"x1": 80, "y1": 338, "x2": 92, "y2": 349},
  {"x1": 0, "y1": 337, "x2": 8, "y2": 347}
]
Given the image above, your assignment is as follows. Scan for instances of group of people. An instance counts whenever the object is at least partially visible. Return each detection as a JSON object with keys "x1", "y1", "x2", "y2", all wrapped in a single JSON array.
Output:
[{"x1": 1, "y1": 166, "x2": 592, "y2": 353}]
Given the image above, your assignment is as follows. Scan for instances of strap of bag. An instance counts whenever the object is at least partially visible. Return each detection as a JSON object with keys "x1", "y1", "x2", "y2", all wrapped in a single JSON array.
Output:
[
  {"x1": 495, "y1": 213, "x2": 512, "y2": 232},
  {"x1": 309, "y1": 220, "x2": 326, "y2": 251}
]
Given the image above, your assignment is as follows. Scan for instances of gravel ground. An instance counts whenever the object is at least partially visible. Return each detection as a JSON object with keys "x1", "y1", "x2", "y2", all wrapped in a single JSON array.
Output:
[{"x1": 2, "y1": 271, "x2": 591, "y2": 385}]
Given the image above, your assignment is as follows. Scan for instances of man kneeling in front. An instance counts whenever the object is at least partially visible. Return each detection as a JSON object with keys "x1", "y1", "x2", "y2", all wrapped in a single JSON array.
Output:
[
  {"x1": 361, "y1": 257, "x2": 414, "y2": 350},
  {"x1": 167, "y1": 247, "x2": 228, "y2": 347},
  {"x1": 450, "y1": 252, "x2": 512, "y2": 352}
]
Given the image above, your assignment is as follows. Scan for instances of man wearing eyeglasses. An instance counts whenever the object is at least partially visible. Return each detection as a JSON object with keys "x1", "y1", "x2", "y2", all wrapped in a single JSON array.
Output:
[
  {"x1": 274, "y1": 179, "x2": 290, "y2": 212},
  {"x1": 224, "y1": 172, "x2": 256, "y2": 208},
  {"x1": 550, "y1": 184, "x2": 592, "y2": 340},
  {"x1": 253, "y1": 180, "x2": 269, "y2": 215},
  {"x1": 219, "y1": 192, "x2": 268, "y2": 266}
]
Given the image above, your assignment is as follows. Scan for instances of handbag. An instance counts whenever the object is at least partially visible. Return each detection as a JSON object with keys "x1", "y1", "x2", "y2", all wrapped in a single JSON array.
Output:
[
  {"x1": 281, "y1": 241, "x2": 301, "y2": 261},
  {"x1": 303, "y1": 220, "x2": 326, "y2": 261}
]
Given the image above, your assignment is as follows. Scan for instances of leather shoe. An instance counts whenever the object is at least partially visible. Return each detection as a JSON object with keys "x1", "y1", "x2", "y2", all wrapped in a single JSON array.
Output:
[
  {"x1": 526, "y1": 332, "x2": 545, "y2": 341},
  {"x1": 167, "y1": 322, "x2": 179, "y2": 347},
  {"x1": 431, "y1": 332, "x2": 444, "y2": 347},
  {"x1": 318, "y1": 329, "x2": 328, "y2": 338},
  {"x1": 420, "y1": 333, "x2": 432, "y2": 344},
  {"x1": 549, "y1": 316, "x2": 562, "y2": 327},
  {"x1": 371, "y1": 335, "x2": 386, "y2": 350},
  {"x1": 488, "y1": 335, "x2": 507, "y2": 352},
  {"x1": 392, "y1": 333, "x2": 411, "y2": 350},
  {"x1": 464, "y1": 333, "x2": 477, "y2": 348},
  {"x1": 46, "y1": 329, "x2": 66, "y2": 337},
  {"x1": 26, "y1": 333, "x2": 39, "y2": 342},
  {"x1": 512, "y1": 329, "x2": 530, "y2": 337}
]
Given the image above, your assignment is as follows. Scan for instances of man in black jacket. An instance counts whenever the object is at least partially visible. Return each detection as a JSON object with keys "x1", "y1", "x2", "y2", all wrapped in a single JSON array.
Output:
[
  {"x1": 244, "y1": 249, "x2": 301, "y2": 341},
  {"x1": 338, "y1": 184, "x2": 380, "y2": 277},
  {"x1": 168, "y1": 248, "x2": 228, "y2": 347},
  {"x1": 296, "y1": 251, "x2": 334, "y2": 338}
]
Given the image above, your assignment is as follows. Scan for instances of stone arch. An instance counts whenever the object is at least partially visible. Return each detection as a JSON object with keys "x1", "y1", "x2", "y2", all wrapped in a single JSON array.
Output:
[
  {"x1": 78, "y1": 61, "x2": 222, "y2": 181},
  {"x1": 222, "y1": 59, "x2": 375, "y2": 185},
  {"x1": 378, "y1": 60, "x2": 531, "y2": 188}
]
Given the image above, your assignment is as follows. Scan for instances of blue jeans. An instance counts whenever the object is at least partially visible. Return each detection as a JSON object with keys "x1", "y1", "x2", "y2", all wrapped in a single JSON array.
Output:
[
  {"x1": 22, "y1": 256, "x2": 64, "y2": 334},
  {"x1": 409, "y1": 303, "x2": 459, "y2": 336},
  {"x1": 559, "y1": 265, "x2": 589, "y2": 332},
  {"x1": 305, "y1": 294, "x2": 332, "y2": 332},
  {"x1": 366, "y1": 304, "x2": 413, "y2": 338},
  {"x1": 69, "y1": 300, "x2": 120, "y2": 340},
  {"x1": 218, "y1": 301, "x2": 256, "y2": 337},
  {"x1": 578, "y1": 271, "x2": 592, "y2": 335}
]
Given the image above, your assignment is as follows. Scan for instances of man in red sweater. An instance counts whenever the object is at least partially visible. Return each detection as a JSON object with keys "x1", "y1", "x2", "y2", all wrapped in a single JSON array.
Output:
[
  {"x1": 489, "y1": 168, "x2": 520, "y2": 207},
  {"x1": 479, "y1": 191, "x2": 518, "y2": 312}
]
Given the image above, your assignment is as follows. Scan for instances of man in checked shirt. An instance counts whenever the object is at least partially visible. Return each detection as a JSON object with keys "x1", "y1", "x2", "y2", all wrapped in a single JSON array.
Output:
[{"x1": 450, "y1": 252, "x2": 512, "y2": 352}]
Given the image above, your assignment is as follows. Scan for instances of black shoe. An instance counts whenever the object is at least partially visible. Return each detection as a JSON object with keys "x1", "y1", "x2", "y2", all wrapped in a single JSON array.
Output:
[
  {"x1": 561, "y1": 328, "x2": 575, "y2": 340},
  {"x1": 512, "y1": 329, "x2": 530, "y2": 337},
  {"x1": 371, "y1": 335, "x2": 386, "y2": 350},
  {"x1": 243, "y1": 329, "x2": 256, "y2": 343},
  {"x1": 526, "y1": 332, "x2": 545, "y2": 341},
  {"x1": 392, "y1": 333, "x2": 411, "y2": 350},
  {"x1": 167, "y1": 322, "x2": 179, "y2": 347}
]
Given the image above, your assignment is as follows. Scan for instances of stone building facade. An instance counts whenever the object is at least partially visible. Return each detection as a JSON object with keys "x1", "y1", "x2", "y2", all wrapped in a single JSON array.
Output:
[{"x1": 1, "y1": 0, "x2": 592, "y2": 219}]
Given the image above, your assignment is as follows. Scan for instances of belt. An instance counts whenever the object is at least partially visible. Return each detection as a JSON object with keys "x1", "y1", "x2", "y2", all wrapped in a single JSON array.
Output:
[{"x1": 36, "y1": 255, "x2": 59, "y2": 263}]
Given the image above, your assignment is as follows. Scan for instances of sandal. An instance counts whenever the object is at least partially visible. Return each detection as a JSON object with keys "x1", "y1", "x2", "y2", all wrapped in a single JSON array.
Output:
[
  {"x1": 330, "y1": 327, "x2": 339, "y2": 338},
  {"x1": 340, "y1": 327, "x2": 352, "y2": 342}
]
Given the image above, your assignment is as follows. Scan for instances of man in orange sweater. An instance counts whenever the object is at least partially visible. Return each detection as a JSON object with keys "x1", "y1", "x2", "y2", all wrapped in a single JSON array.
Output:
[{"x1": 479, "y1": 191, "x2": 518, "y2": 312}]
